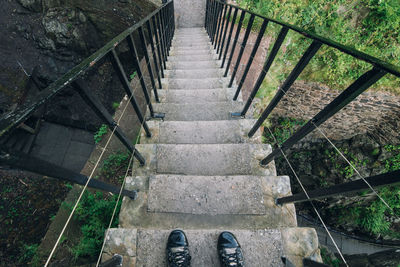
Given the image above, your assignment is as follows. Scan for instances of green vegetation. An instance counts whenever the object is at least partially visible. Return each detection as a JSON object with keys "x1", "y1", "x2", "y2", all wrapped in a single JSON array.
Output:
[
  {"x1": 129, "y1": 71, "x2": 137, "y2": 81},
  {"x1": 65, "y1": 191, "x2": 122, "y2": 260},
  {"x1": 112, "y1": 101, "x2": 120, "y2": 110},
  {"x1": 263, "y1": 117, "x2": 306, "y2": 145},
  {"x1": 100, "y1": 151, "x2": 130, "y2": 182},
  {"x1": 18, "y1": 243, "x2": 39, "y2": 264},
  {"x1": 320, "y1": 247, "x2": 340, "y2": 267},
  {"x1": 327, "y1": 144, "x2": 400, "y2": 238},
  {"x1": 94, "y1": 124, "x2": 108, "y2": 144},
  {"x1": 237, "y1": 0, "x2": 400, "y2": 95}
]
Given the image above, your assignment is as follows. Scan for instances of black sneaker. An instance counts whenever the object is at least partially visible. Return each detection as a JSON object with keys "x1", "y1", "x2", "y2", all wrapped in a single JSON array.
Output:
[
  {"x1": 217, "y1": 231, "x2": 244, "y2": 267},
  {"x1": 166, "y1": 230, "x2": 191, "y2": 267}
]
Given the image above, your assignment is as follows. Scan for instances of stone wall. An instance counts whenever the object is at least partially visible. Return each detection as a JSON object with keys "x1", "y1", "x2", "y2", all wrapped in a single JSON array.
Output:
[{"x1": 272, "y1": 81, "x2": 400, "y2": 143}]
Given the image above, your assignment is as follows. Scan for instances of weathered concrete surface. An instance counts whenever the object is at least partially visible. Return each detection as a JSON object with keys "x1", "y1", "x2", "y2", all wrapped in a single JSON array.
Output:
[
  {"x1": 136, "y1": 229, "x2": 284, "y2": 266},
  {"x1": 154, "y1": 102, "x2": 244, "y2": 121},
  {"x1": 175, "y1": 3, "x2": 206, "y2": 28},
  {"x1": 162, "y1": 77, "x2": 226, "y2": 89},
  {"x1": 102, "y1": 228, "x2": 322, "y2": 267},
  {"x1": 166, "y1": 60, "x2": 219, "y2": 69},
  {"x1": 148, "y1": 175, "x2": 267, "y2": 215},
  {"x1": 164, "y1": 69, "x2": 223, "y2": 79},
  {"x1": 155, "y1": 143, "x2": 274, "y2": 176},
  {"x1": 101, "y1": 228, "x2": 137, "y2": 266},
  {"x1": 155, "y1": 88, "x2": 229, "y2": 103},
  {"x1": 281, "y1": 228, "x2": 322, "y2": 266},
  {"x1": 119, "y1": 175, "x2": 296, "y2": 229},
  {"x1": 141, "y1": 120, "x2": 261, "y2": 144}
]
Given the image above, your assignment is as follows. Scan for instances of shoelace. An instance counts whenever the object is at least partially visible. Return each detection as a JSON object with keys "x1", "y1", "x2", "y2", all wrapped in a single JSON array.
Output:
[
  {"x1": 168, "y1": 248, "x2": 191, "y2": 267},
  {"x1": 220, "y1": 248, "x2": 243, "y2": 267}
]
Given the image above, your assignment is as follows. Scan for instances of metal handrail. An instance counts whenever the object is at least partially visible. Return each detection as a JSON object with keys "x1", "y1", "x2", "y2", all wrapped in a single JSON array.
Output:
[
  {"x1": 0, "y1": 0, "x2": 175, "y2": 197},
  {"x1": 0, "y1": 0, "x2": 174, "y2": 138},
  {"x1": 205, "y1": 0, "x2": 400, "y2": 203}
]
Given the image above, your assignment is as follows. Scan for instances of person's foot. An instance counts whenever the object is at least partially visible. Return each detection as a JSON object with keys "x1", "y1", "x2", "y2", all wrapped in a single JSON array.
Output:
[
  {"x1": 217, "y1": 231, "x2": 244, "y2": 267},
  {"x1": 166, "y1": 230, "x2": 191, "y2": 267}
]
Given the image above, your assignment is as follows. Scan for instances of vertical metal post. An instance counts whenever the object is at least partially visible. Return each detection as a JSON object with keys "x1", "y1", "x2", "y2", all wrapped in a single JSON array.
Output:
[
  {"x1": 236, "y1": 26, "x2": 288, "y2": 115},
  {"x1": 109, "y1": 48, "x2": 152, "y2": 138},
  {"x1": 72, "y1": 80, "x2": 146, "y2": 164},
  {"x1": 146, "y1": 20, "x2": 162, "y2": 88},
  {"x1": 125, "y1": 36, "x2": 161, "y2": 119},
  {"x1": 138, "y1": 26, "x2": 159, "y2": 102},
  {"x1": 248, "y1": 40, "x2": 322, "y2": 137},
  {"x1": 233, "y1": 19, "x2": 269, "y2": 100},
  {"x1": 153, "y1": 15, "x2": 166, "y2": 72},
  {"x1": 228, "y1": 14, "x2": 255, "y2": 87},
  {"x1": 205, "y1": 0, "x2": 209, "y2": 29},
  {"x1": 215, "y1": 4, "x2": 227, "y2": 50},
  {"x1": 212, "y1": 2, "x2": 222, "y2": 45},
  {"x1": 159, "y1": 11, "x2": 168, "y2": 60},
  {"x1": 260, "y1": 68, "x2": 386, "y2": 165},
  {"x1": 157, "y1": 11, "x2": 168, "y2": 66},
  {"x1": 221, "y1": 7, "x2": 238, "y2": 67},
  {"x1": 218, "y1": 5, "x2": 232, "y2": 56},
  {"x1": 209, "y1": 0, "x2": 216, "y2": 40},
  {"x1": 224, "y1": 10, "x2": 246, "y2": 77}
]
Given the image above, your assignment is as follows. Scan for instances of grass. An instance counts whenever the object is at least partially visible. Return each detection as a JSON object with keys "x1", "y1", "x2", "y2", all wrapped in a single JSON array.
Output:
[
  {"x1": 94, "y1": 124, "x2": 108, "y2": 144},
  {"x1": 237, "y1": 0, "x2": 400, "y2": 95},
  {"x1": 65, "y1": 191, "x2": 122, "y2": 261}
]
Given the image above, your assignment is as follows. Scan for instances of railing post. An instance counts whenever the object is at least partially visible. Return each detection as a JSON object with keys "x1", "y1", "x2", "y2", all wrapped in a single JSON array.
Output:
[
  {"x1": 248, "y1": 40, "x2": 322, "y2": 137},
  {"x1": 276, "y1": 170, "x2": 400, "y2": 205},
  {"x1": 72, "y1": 80, "x2": 146, "y2": 165},
  {"x1": 146, "y1": 20, "x2": 162, "y2": 89},
  {"x1": 261, "y1": 67, "x2": 386, "y2": 165},
  {"x1": 234, "y1": 26, "x2": 288, "y2": 114},
  {"x1": 205, "y1": 0, "x2": 209, "y2": 29},
  {"x1": 215, "y1": 4, "x2": 228, "y2": 50},
  {"x1": 0, "y1": 149, "x2": 137, "y2": 198},
  {"x1": 221, "y1": 7, "x2": 238, "y2": 68},
  {"x1": 109, "y1": 48, "x2": 153, "y2": 138},
  {"x1": 218, "y1": 5, "x2": 232, "y2": 56},
  {"x1": 228, "y1": 13, "x2": 255, "y2": 87},
  {"x1": 153, "y1": 15, "x2": 166, "y2": 73},
  {"x1": 209, "y1": 0, "x2": 217, "y2": 41},
  {"x1": 232, "y1": 19, "x2": 268, "y2": 100},
  {"x1": 212, "y1": 2, "x2": 223, "y2": 45},
  {"x1": 138, "y1": 26, "x2": 159, "y2": 102},
  {"x1": 124, "y1": 36, "x2": 165, "y2": 119},
  {"x1": 158, "y1": 11, "x2": 168, "y2": 61},
  {"x1": 224, "y1": 10, "x2": 246, "y2": 77}
]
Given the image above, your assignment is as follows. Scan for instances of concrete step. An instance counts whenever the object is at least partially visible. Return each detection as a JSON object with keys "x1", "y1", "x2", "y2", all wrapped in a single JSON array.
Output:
[
  {"x1": 170, "y1": 49, "x2": 212, "y2": 56},
  {"x1": 171, "y1": 44, "x2": 212, "y2": 50},
  {"x1": 172, "y1": 40, "x2": 210, "y2": 46},
  {"x1": 162, "y1": 77, "x2": 227, "y2": 89},
  {"x1": 153, "y1": 102, "x2": 243, "y2": 121},
  {"x1": 119, "y1": 174, "x2": 295, "y2": 230},
  {"x1": 167, "y1": 54, "x2": 217, "y2": 61},
  {"x1": 141, "y1": 120, "x2": 259, "y2": 144},
  {"x1": 148, "y1": 175, "x2": 275, "y2": 215},
  {"x1": 132, "y1": 143, "x2": 275, "y2": 176},
  {"x1": 102, "y1": 228, "x2": 320, "y2": 267},
  {"x1": 166, "y1": 60, "x2": 219, "y2": 70},
  {"x1": 164, "y1": 68, "x2": 223, "y2": 78},
  {"x1": 155, "y1": 88, "x2": 229, "y2": 103}
]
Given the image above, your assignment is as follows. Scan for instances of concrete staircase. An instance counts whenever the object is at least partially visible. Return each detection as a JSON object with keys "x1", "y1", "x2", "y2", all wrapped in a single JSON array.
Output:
[{"x1": 102, "y1": 27, "x2": 321, "y2": 266}]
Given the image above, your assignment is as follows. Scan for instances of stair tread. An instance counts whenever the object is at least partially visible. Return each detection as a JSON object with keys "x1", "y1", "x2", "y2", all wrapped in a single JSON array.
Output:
[
  {"x1": 147, "y1": 174, "x2": 290, "y2": 215},
  {"x1": 155, "y1": 88, "x2": 230, "y2": 103},
  {"x1": 133, "y1": 143, "x2": 276, "y2": 176},
  {"x1": 142, "y1": 119, "x2": 259, "y2": 144},
  {"x1": 154, "y1": 102, "x2": 244, "y2": 121}
]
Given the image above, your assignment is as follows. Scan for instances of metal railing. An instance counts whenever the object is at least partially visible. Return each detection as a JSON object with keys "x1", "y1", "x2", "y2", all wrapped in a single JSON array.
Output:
[
  {"x1": 205, "y1": 0, "x2": 400, "y2": 204},
  {"x1": 205, "y1": 0, "x2": 400, "y2": 264},
  {"x1": 0, "y1": 1, "x2": 175, "y2": 198}
]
